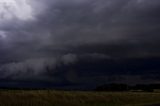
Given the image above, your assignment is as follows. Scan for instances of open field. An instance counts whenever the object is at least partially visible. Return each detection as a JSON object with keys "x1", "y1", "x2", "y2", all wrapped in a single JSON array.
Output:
[{"x1": 0, "y1": 90, "x2": 160, "y2": 106}]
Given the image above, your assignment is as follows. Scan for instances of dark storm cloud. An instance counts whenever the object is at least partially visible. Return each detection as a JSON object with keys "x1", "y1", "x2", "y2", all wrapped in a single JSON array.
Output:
[
  {"x1": 29, "y1": 0, "x2": 160, "y2": 57},
  {"x1": 0, "y1": 0, "x2": 160, "y2": 87},
  {"x1": 2, "y1": 0, "x2": 160, "y2": 57}
]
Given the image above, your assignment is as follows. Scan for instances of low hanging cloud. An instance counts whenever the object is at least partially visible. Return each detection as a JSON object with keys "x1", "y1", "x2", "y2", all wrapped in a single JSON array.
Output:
[
  {"x1": 0, "y1": 54, "x2": 78, "y2": 80},
  {"x1": 0, "y1": 53, "x2": 111, "y2": 80}
]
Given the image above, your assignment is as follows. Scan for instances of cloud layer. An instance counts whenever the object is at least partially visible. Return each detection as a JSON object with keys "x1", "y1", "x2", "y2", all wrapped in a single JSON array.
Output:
[{"x1": 0, "y1": 0, "x2": 160, "y2": 88}]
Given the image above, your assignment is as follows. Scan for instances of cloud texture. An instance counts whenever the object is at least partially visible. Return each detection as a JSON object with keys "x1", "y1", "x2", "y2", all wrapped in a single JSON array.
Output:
[{"x1": 0, "y1": 0, "x2": 160, "y2": 88}]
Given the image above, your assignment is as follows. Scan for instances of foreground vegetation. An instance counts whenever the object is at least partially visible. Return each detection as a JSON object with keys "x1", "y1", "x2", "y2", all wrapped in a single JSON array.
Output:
[{"x1": 0, "y1": 90, "x2": 160, "y2": 106}]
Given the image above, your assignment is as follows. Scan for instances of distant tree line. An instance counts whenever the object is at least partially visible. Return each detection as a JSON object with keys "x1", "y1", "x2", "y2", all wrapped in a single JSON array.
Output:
[{"x1": 95, "y1": 83, "x2": 160, "y2": 92}]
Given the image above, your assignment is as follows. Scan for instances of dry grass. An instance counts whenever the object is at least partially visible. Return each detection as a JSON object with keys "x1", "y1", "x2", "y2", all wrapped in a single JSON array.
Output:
[{"x1": 0, "y1": 90, "x2": 160, "y2": 106}]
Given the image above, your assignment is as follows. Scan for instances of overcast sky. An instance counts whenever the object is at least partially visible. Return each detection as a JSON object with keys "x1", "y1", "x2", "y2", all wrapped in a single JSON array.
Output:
[{"x1": 0, "y1": 0, "x2": 160, "y2": 88}]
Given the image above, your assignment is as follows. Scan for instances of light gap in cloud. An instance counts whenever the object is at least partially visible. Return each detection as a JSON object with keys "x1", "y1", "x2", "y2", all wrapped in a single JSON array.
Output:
[{"x1": 0, "y1": 0, "x2": 34, "y2": 21}]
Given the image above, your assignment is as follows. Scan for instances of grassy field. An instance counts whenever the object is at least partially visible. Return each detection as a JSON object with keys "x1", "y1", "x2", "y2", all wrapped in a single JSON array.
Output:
[{"x1": 0, "y1": 90, "x2": 160, "y2": 106}]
